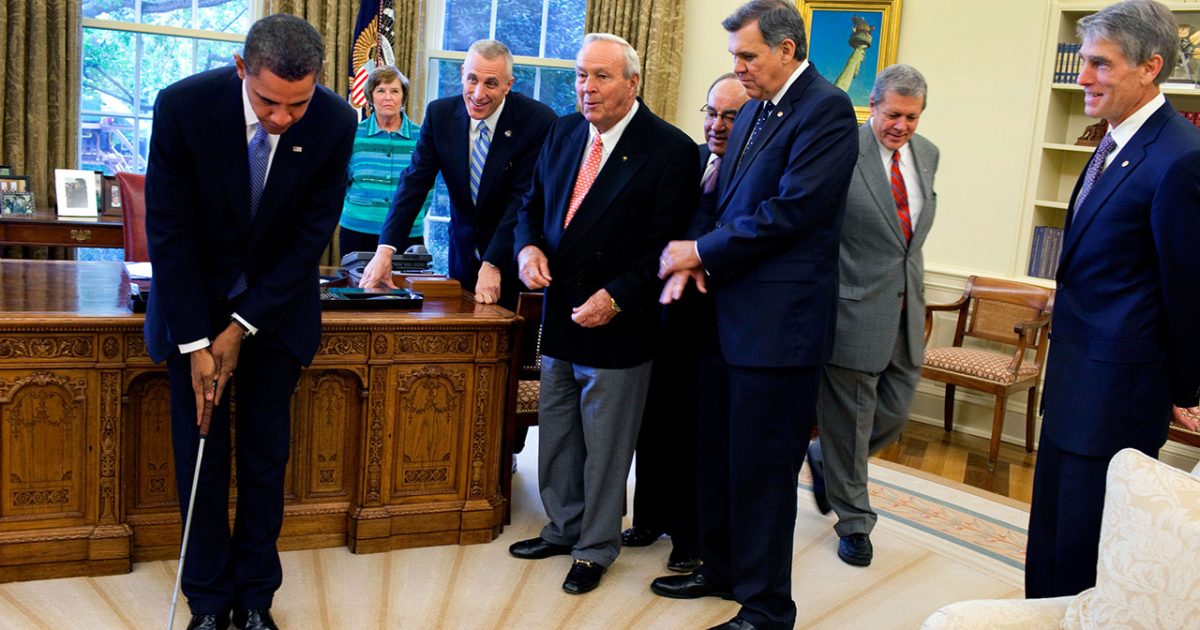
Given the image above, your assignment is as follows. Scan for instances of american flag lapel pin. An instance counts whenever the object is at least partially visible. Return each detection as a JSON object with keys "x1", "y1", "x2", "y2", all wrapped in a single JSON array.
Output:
[
  {"x1": 292, "y1": 146, "x2": 303, "y2": 153},
  {"x1": 504, "y1": 130, "x2": 513, "y2": 138}
]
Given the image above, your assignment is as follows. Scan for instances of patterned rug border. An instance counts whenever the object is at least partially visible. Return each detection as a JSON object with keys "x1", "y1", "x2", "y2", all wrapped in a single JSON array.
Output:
[{"x1": 800, "y1": 465, "x2": 1029, "y2": 572}]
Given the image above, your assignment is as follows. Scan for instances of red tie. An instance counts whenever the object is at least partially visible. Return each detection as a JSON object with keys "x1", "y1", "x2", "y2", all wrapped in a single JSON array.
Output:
[
  {"x1": 890, "y1": 150, "x2": 912, "y2": 244},
  {"x1": 565, "y1": 135, "x2": 603, "y2": 228}
]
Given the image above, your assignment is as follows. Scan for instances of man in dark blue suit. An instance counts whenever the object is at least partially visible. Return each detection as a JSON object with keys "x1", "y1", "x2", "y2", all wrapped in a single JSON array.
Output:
[
  {"x1": 624, "y1": 72, "x2": 747, "y2": 573},
  {"x1": 1026, "y1": 0, "x2": 1200, "y2": 599},
  {"x1": 144, "y1": 14, "x2": 356, "y2": 630},
  {"x1": 506, "y1": 33, "x2": 698, "y2": 596},
  {"x1": 652, "y1": 1, "x2": 857, "y2": 628},
  {"x1": 358, "y1": 39, "x2": 556, "y2": 309}
]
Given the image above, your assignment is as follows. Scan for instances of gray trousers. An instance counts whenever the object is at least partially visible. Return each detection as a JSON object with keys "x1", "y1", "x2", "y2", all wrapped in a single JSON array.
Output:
[
  {"x1": 537, "y1": 355, "x2": 652, "y2": 567},
  {"x1": 814, "y1": 321, "x2": 921, "y2": 537}
]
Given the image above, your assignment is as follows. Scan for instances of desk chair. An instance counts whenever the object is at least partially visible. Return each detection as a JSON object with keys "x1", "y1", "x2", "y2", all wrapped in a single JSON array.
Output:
[
  {"x1": 115, "y1": 172, "x2": 148, "y2": 262},
  {"x1": 501, "y1": 291, "x2": 544, "y2": 523},
  {"x1": 922, "y1": 276, "x2": 1054, "y2": 470}
]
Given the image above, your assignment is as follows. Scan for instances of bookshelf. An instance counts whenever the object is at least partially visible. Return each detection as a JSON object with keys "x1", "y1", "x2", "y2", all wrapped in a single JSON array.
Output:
[{"x1": 1020, "y1": 1, "x2": 1200, "y2": 285}]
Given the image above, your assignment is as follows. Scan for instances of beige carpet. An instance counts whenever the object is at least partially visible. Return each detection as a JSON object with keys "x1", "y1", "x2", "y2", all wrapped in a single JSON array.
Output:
[{"x1": 0, "y1": 430, "x2": 1027, "y2": 629}]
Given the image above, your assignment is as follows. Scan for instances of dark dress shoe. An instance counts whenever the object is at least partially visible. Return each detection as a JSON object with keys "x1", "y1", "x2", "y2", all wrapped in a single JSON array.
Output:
[
  {"x1": 838, "y1": 533, "x2": 873, "y2": 566},
  {"x1": 620, "y1": 526, "x2": 663, "y2": 547},
  {"x1": 509, "y1": 536, "x2": 572, "y2": 559},
  {"x1": 666, "y1": 549, "x2": 702, "y2": 573},
  {"x1": 562, "y1": 559, "x2": 605, "y2": 594},
  {"x1": 650, "y1": 571, "x2": 734, "y2": 600},
  {"x1": 186, "y1": 612, "x2": 230, "y2": 630},
  {"x1": 808, "y1": 442, "x2": 832, "y2": 515},
  {"x1": 232, "y1": 608, "x2": 278, "y2": 630},
  {"x1": 707, "y1": 617, "x2": 759, "y2": 630}
]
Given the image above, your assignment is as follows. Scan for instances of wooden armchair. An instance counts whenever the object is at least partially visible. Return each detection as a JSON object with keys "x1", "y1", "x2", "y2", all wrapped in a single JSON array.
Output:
[
  {"x1": 501, "y1": 291, "x2": 544, "y2": 523},
  {"x1": 922, "y1": 276, "x2": 1055, "y2": 470}
]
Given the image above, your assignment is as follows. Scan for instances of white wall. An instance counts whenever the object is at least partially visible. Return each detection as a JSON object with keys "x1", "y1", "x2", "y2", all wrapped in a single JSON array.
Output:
[{"x1": 674, "y1": 0, "x2": 1200, "y2": 469}]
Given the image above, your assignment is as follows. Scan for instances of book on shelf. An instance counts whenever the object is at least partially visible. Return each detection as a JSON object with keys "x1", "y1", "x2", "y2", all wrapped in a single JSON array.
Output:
[
  {"x1": 1053, "y1": 42, "x2": 1082, "y2": 83},
  {"x1": 1027, "y1": 226, "x2": 1065, "y2": 279}
]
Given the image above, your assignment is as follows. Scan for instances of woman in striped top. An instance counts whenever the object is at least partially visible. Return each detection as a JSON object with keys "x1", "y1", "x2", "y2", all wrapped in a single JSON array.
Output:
[{"x1": 338, "y1": 65, "x2": 432, "y2": 255}]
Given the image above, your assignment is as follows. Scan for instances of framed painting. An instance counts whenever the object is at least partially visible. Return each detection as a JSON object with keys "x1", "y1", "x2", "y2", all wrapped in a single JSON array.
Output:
[{"x1": 798, "y1": 0, "x2": 903, "y2": 122}]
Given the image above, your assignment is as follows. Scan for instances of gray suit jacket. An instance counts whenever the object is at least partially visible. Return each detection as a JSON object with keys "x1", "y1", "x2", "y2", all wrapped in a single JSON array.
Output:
[{"x1": 828, "y1": 123, "x2": 939, "y2": 373}]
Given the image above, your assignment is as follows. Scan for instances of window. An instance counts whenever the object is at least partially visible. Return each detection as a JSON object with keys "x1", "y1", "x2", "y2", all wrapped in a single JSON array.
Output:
[
  {"x1": 426, "y1": 0, "x2": 586, "y2": 116},
  {"x1": 80, "y1": 1, "x2": 255, "y2": 176}
]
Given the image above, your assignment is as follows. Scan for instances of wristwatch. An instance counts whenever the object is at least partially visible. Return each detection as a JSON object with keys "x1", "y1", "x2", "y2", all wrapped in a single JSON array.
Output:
[{"x1": 609, "y1": 296, "x2": 621, "y2": 314}]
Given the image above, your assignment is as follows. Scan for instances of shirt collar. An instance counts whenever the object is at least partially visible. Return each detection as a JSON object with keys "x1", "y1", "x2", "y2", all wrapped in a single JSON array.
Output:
[
  {"x1": 1108, "y1": 92, "x2": 1166, "y2": 150},
  {"x1": 588, "y1": 99, "x2": 640, "y2": 149},
  {"x1": 367, "y1": 111, "x2": 415, "y2": 138},
  {"x1": 241, "y1": 79, "x2": 258, "y2": 129},
  {"x1": 767, "y1": 60, "x2": 810, "y2": 106}
]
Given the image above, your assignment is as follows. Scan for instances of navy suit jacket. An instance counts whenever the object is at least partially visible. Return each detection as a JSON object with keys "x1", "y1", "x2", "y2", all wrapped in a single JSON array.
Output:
[
  {"x1": 143, "y1": 66, "x2": 357, "y2": 365},
  {"x1": 514, "y1": 102, "x2": 699, "y2": 368},
  {"x1": 694, "y1": 65, "x2": 858, "y2": 368},
  {"x1": 1043, "y1": 100, "x2": 1200, "y2": 457},
  {"x1": 379, "y1": 92, "x2": 556, "y2": 298}
]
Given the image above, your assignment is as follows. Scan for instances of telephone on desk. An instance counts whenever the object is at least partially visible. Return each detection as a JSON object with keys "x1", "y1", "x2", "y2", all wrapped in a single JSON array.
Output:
[{"x1": 341, "y1": 245, "x2": 433, "y2": 287}]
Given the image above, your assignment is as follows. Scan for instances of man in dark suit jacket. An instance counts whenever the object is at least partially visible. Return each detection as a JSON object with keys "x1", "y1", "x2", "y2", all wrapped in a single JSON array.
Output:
[
  {"x1": 506, "y1": 33, "x2": 698, "y2": 596},
  {"x1": 806, "y1": 64, "x2": 939, "y2": 568},
  {"x1": 1026, "y1": 0, "x2": 1200, "y2": 599},
  {"x1": 144, "y1": 15, "x2": 356, "y2": 630},
  {"x1": 652, "y1": 2, "x2": 857, "y2": 628},
  {"x1": 359, "y1": 39, "x2": 556, "y2": 309},
  {"x1": 624, "y1": 72, "x2": 747, "y2": 574}
]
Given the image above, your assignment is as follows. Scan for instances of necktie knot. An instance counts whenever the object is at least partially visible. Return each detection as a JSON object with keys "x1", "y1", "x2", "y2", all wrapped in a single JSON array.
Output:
[
  {"x1": 1073, "y1": 132, "x2": 1117, "y2": 218},
  {"x1": 702, "y1": 155, "x2": 722, "y2": 194}
]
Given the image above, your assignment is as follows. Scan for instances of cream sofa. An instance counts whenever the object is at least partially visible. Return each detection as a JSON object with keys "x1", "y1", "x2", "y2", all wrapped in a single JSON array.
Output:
[{"x1": 921, "y1": 448, "x2": 1200, "y2": 629}]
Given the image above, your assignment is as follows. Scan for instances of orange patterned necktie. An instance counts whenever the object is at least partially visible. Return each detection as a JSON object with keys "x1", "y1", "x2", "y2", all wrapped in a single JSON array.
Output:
[{"x1": 564, "y1": 135, "x2": 603, "y2": 228}]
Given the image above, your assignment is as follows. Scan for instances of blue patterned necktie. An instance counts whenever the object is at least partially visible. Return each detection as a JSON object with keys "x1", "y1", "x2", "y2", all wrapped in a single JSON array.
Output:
[
  {"x1": 1073, "y1": 132, "x2": 1116, "y2": 219},
  {"x1": 230, "y1": 123, "x2": 271, "y2": 299},
  {"x1": 737, "y1": 100, "x2": 775, "y2": 172},
  {"x1": 470, "y1": 120, "x2": 491, "y2": 204},
  {"x1": 247, "y1": 123, "x2": 271, "y2": 220}
]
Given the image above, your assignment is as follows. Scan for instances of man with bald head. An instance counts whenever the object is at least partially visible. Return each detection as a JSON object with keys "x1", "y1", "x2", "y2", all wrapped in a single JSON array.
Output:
[
  {"x1": 507, "y1": 33, "x2": 698, "y2": 596},
  {"x1": 622, "y1": 72, "x2": 748, "y2": 574}
]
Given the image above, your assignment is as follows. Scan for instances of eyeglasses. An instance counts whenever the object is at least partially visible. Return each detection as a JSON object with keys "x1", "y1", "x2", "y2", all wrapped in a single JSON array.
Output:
[{"x1": 700, "y1": 106, "x2": 738, "y2": 125}]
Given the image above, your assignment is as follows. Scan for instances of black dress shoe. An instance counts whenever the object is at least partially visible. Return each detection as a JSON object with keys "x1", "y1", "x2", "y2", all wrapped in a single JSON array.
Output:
[
  {"x1": 650, "y1": 571, "x2": 734, "y2": 600},
  {"x1": 808, "y1": 442, "x2": 832, "y2": 515},
  {"x1": 707, "y1": 617, "x2": 759, "y2": 630},
  {"x1": 509, "y1": 536, "x2": 572, "y2": 559},
  {"x1": 620, "y1": 526, "x2": 663, "y2": 547},
  {"x1": 838, "y1": 533, "x2": 873, "y2": 566},
  {"x1": 562, "y1": 559, "x2": 605, "y2": 594},
  {"x1": 666, "y1": 548, "x2": 702, "y2": 573},
  {"x1": 186, "y1": 612, "x2": 230, "y2": 630},
  {"x1": 232, "y1": 608, "x2": 278, "y2": 630}
]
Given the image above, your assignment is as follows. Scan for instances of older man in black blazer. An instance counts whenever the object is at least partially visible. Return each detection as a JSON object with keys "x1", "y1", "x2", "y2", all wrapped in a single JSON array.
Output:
[
  {"x1": 507, "y1": 33, "x2": 698, "y2": 596},
  {"x1": 653, "y1": 2, "x2": 857, "y2": 628},
  {"x1": 359, "y1": 39, "x2": 555, "y2": 309},
  {"x1": 144, "y1": 14, "x2": 355, "y2": 630}
]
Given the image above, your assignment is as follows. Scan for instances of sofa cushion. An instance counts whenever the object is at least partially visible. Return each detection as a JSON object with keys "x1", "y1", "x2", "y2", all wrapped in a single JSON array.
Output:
[{"x1": 1063, "y1": 448, "x2": 1200, "y2": 629}]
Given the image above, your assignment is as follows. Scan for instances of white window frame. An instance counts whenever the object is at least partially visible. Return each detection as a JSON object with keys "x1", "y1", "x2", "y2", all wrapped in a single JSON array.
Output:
[
  {"x1": 423, "y1": 0, "x2": 577, "y2": 109},
  {"x1": 79, "y1": 4, "x2": 258, "y2": 173}
]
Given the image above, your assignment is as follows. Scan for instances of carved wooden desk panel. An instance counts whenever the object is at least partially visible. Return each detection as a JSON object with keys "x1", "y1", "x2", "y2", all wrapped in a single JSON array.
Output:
[{"x1": 0, "y1": 260, "x2": 515, "y2": 582}]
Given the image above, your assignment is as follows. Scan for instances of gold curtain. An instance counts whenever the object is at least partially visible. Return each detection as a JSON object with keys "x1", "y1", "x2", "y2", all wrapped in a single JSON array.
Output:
[
  {"x1": 586, "y1": 0, "x2": 686, "y2": 124},
  {"x1": 0, "y1": 1, "x2": 80, "y2": 259}
]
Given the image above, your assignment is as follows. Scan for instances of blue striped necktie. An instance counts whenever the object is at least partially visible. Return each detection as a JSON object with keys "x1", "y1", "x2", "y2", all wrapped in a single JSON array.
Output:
[
  {"x1": 737, "y1": 100, "x2": 774, "y2": 172},
  {"x1": 470, "y1": 120, "x2": 491, "y2": 204}
]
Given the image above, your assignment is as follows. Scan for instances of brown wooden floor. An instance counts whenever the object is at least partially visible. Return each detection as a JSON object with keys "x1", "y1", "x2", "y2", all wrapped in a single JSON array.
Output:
[{"x1": 873, "y1": 420, "x2": 1036, "y2": 503}]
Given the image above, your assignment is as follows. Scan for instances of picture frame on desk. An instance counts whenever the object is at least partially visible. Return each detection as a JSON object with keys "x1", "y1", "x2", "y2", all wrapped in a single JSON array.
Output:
[
  {"x1": 54, "y1": 168, "x2": 100, "y2": 217},
  {"x1": 0, "y1": 175, "x2": 28, "y2": 193},
  {"x1": 101, "y1": 175, "x2": 122, "y2": 217},
  {"x1": 0, "y1": 192, "x2": 34, "y2": 215},
  {"x1": 798, "y1": 0, "x2": 903, "y2": 123}
]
